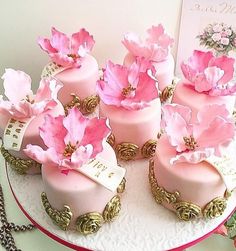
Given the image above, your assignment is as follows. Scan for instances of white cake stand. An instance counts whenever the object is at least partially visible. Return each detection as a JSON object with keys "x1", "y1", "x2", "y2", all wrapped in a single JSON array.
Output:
[{"x1": 5, "y1": 159, "x2": 236, "y2": 251}]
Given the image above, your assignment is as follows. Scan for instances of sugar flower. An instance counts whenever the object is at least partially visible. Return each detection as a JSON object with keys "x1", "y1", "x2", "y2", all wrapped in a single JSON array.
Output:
[
  {"x1": 181, "y1": 50, "x2": 236, "y2": 96},
  {"x1": 96, "y1": 58, "x2": 158, "y2": 110},
  {"x1": 24, "y1": 108, "x2": 110, "y2": 173},
  {"x1": 122, "y1": 24, "x2": 174, "y2": 62},
  {"x1": 38, "y1": 27, "x2": 95, "y2": 67},
  {"x1": 0, "y1": 69, "x2": 62, "y2": 119},
  {"x1": 162, "y1": 103, "x2": 235, "y2": 164}
]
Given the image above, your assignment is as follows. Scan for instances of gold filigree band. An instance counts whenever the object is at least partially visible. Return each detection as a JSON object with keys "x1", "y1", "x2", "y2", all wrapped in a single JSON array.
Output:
[
  {"x1": 107, "y1": 133, "x2": 158, "y2": 161},
  {"x1": 41, "y1": 178, "x2": 125, "y2": 234},
  {"x1": 159, "y1": 78, "x2": 178, "y2": 103},
  {"x1": 149, "y1": 159, "x2": 230, "y2": 221},
  {"x1": 64, "y1": 93, "x2": 100, "y2": 115},
  {"x1": 0, "y1": 146, "x2": 41, "y2": 175}
]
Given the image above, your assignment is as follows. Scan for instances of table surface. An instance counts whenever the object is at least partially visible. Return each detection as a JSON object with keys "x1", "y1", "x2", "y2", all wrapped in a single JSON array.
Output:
[{"x1": 3, "y1": 153, "x2": 236, "y2": 251}]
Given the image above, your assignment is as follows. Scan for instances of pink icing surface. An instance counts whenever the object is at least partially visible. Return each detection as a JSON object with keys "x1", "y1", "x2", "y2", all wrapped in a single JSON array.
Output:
[
  {"x1": 99, "y1": 99, "x2": 161, "y2": 159},
  {"x1": 55, "y1": 55, "x2": 99, "y2": 104},
  {"x1": 42, "y1": 142, "x2": 118, "y2": 229},
  {"x1": 153, "y1": 135, "x2": 226, "y2": 210},
  {"x1": 0, "y1": 104, "x2": 64, "y2": 174},
  {"x1": 123, "y1": 53, "x2": 175, "y2": 91},
  {"x1": 172, "y1": 82, "x2": 236, "y2": 122}
]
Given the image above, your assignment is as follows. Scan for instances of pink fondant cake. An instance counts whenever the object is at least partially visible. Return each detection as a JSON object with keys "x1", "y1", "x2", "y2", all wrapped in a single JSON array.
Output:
[
  {"x1": 172, "y1": 81, "x2": 235, "y2": 122},
  {"x1": 97, "y1": 60, "x2": 161, "y2": 161},
  {"x1": 0, "y1": 69, "x2": 64, "y2": 175},
  {"x1": 122, "y1": 24, "x2": 175, "y2": 92},
  {"x1": 150, "y1": 104, "x2": 235, "y2": 221},
  {"x1": 172, "y1": 50, "x2": 236, "y2": 121},
  {"x1": 42, "y1": 142, "x2": 120, "y2": 230},
  {"x1": 25, "y1": 108, "x2": 126, "y2": 234},
  {"x1": 38, "y1": 27, "x2": 99, "y2": 115}
]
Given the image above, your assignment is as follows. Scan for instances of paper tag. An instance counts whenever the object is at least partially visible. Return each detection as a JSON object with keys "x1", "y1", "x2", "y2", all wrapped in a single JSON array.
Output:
[
  {"x1": 3, "y1": 117, "x2": 34, "y2": 151},
  {"x1": 206, "y1": 142, "x2": 236, "y2": 191},
  {"x1": 41, "y1": 62, "x2": 67, "y2": 79},
  {"x1": 78, "y1": 157, "x2": 126, "y2": 192}
]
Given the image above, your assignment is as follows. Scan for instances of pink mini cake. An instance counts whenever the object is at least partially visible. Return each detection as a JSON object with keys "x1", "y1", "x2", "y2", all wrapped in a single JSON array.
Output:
[
  {"x1": 122, "y1": 24, "x2": 175, "y2": 99},
  {"x1": 0, "y1": 69, "x2": 64, "y2": 175},
  {"x1": 97, "y1": 59, "x2": 161, "y2": 161},
  {"x1": 150, "y1": 104, "x2": 235, "y2": 221},
  {"x1": 38, "y1": 27, "x2": 99, "y2": 115},
  {"x1": 25, "y1": 108, "x2": 126, "y2": 234},
  {"x1": 172, "y1": 50, "x2": 236, "y2": 121}
]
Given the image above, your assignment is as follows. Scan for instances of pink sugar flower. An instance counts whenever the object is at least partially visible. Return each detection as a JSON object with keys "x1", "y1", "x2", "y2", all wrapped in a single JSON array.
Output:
[
  {"x1": 24, "y1": 108, "x2": 110, "y2": 173},
  {"x1": 0, "y1": 69, "x2": 62, "y2": 119},
  {"x1": 221, "y1": 37, "x2": 230, "y2": 45},
  {"x1": 38, "y1": 27, "x2": 95, "y2": 67},
  {"x1": 212, "y1": 33, "x2": 221, "y2": 42},
  {"x1": 122, "y1": 24, "x2": 174, "y2": 62},
  {"x1": 162, "y1": 104, "x2": 235, "y2": 164},
  {"x1": 181, "y1": 50, "x2": 236, "y2": 96},
  {"x1": 96, "y1": 58, "x2": 158, "y2": 110}
]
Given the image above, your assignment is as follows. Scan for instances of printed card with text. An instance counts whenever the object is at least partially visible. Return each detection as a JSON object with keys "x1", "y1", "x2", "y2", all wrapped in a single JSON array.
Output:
[{"x1": 176, "y1": 0, "x2": 236, "y2": 77}]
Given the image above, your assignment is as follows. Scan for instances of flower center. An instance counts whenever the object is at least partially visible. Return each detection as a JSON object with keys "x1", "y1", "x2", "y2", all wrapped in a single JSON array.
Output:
[
  {"x1": 25, "y1": 95, "x2": 35, "y2": 104},
  {"x1": 63, "y1": 142, "x2": 77, "y2": 157},
  {"x1": 67, "y1": 54, "x2": 79, "y2": 60},
  {"x1": 183, "y1": 135, "x2": 198, "y2": 151},
  {"x1": 121, "y1": 84, "x2": 136, "y2": 97}
]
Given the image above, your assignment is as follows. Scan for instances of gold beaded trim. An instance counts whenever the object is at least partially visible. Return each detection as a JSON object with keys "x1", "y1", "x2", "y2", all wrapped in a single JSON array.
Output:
[
  {"x1": 41, "y1": 178, "x2": 125, "y2": 234},
  {"x1": 107, "y1": 133, "x2": 157, "y2": 161},
  {"x1": 0, "y1": 146, "x2": 41, "y2": 175},
  {"x1": 64, "y1": 93, "x2": 100, "y2": 115},
  {"x1": 159, "y1": 78, "x2": 178, "y2": 103},
  {"x1": 149, "y1": 159, "x2": 230, "y2": 221},
  {"x1": 41, "y1": 192, "x2": 73, "y2": 231}
]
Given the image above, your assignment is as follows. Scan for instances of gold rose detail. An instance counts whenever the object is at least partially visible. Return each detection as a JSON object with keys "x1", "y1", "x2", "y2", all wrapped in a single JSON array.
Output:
[
  {"x1": 141, "y1": 139, "x2": 157, "y2": 158},
  {"x1": 160, "y1": 85, "x2": 174, "y2": 103},
  {"x1": 117, "y1": 178, "x2": 126, "y2": 193},
  {"x1": 115, "y1": 143, "x2": 139, "y2": 161},
  {"x1": 203, "y1": 197, "x2": 227, "y2": 219},
  {"x1": 81, "y1": 95, "x2": 100, "y2": 115},
  {"x1": 106, "y1": 133, "x2": 115, "y2": 148},
  {"x1": 174, "y1": 201, "x2": 201, "y2": 221},
  {"x1": 64, "y1": 93, "x2": 81, "y2": 115},
  {"x1": 76, "y1": 212, "x2": 104, "y2": 235},
  {"x1": 103, "y1": 195, "x2": 121, "y2": 222},
  {"x1": 41, "y1": 192, "x2": 72, "y2": 231},
  {"x1": 149, "y1": 160, "x2": 180, "y2": 204},
  {"x1": 1, "y1": 146, "x2": 41, "y2": 175}
]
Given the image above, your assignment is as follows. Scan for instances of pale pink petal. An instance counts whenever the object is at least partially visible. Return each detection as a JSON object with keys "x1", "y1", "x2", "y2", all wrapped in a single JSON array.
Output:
[
  {"x1": 187, "y1": 50, "x2": 213, "y2": 72},
  {"x1": 204, "y1": 66, "x2": 224, "y2": 87},
  {"x1": 149, "y1": 45, "x2": 169, "y2": 62},
  {"x1": 165, "y1": 113, "x2": 192, "y2": 152},
  {"x1": 126, "y1": 72, "x2": 158, "y2": 104},
  {"x1": 1, "y1": 69, "x2": 32, "y2": 104},
  {"x1": 161, "y1": 104, "x2": 192, "y2": 129},
  {"x1": 39, "y1": 114, "x2": 66, "y2": 153},
  {"x1": 24, "y1": 144, "x2": 60, "y2": 165},
  {"x1": 71, "y1": 28, "x2": 95, "y2": 56},
  {"x1": 181, "y1": 62, "x2": 198, "y2": 84},
  {"x1": 49, "y1": 52, "x2": 74, "y2": 67},
  {"x1": 170, "y1": 148, "x2": 214, "y2": 164},
  {"x1": 37, "y1": 37, "x2": 57, "y2": 53},
  {"x1": 196, "y1": 117, "x2": 235, "y2": 150},
  {"x1": 51, "y1": 27, "x2": 70, "y2": 54},
  {"x1": 194, "y1": 73, "x2": 214, "y2": 92},
  {"x1": 209, "y1": 55, "x2": 234, "y2": 85},
  {"x1": 80, "y1": 118, "x2": 110, "y2": 157},
  {"x1": 30, "y1": 99, "x2": 58, "y2": 115},
  {"x1": 63, "y1": 108, "x2": 88, "y2": 145},
  {"x1": 63, "y1": 145, "x2": 93, "y2": 169}
]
